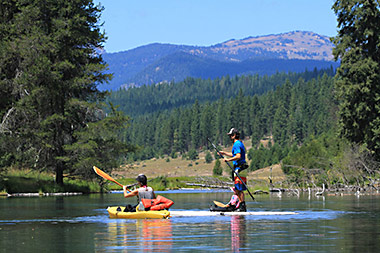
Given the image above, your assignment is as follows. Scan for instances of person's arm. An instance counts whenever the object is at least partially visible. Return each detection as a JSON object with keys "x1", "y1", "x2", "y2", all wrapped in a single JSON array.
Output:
[
  {"x1": 123, "y1": 185, "x2": 138, "y2": 198},
  {"x1": 219, "y1": 151, "x2": 233, "y2": 157},
  {"x1": 224, "y1": 153, "x2": 241, "y2": 163}
]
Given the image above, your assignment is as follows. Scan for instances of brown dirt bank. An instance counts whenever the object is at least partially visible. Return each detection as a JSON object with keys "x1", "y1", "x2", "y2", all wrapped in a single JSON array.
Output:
[{"x1": 112, "y1": 153, "x2": 286, "y2": 187}]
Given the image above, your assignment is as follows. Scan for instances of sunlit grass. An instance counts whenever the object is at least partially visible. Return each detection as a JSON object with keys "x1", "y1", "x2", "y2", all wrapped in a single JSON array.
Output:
[
  {"x1": 0, "y1": 168, "x2": 102, "y2": 194},
  {"x1": 0, "y1": 155, "x2": 277, "y2": 194}
]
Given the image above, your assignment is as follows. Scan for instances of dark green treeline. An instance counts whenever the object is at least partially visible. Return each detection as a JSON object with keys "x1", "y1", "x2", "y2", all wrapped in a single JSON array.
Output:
[
  {"x1": 115, "y1": 71, "x2": 336, "y2": 167},
  {"x1": 108, "y1": 67, "x2": 335, "y2": 117}
]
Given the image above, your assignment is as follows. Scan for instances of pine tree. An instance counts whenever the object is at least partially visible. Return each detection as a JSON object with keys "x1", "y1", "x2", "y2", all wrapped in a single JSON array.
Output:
[
  {"x1": 190, "y1": 100, "x2": 201, "y2": 148},
  {"x1": 213, "y1": 159, "x2": 222, "y2": 175},
  {"x1": 200, "y1": 103, "x2": 214, "y2": 147},
  {"x1": 160, "y1": 116, "x2": 174, "y2": 155},
  {"x1": 272, "y1": 79, "x2": 292, "y2": 145},
  {"x1": 250, "y1": 95, "x2": 263, "y2": 146},
  {"x1": 177, "y1": 109, "x2": 190, "y2": 153},
  {"x1": 205, "y1": 151, "x2": 213, "y2": 164},
  {"x1": 332, "y1": 0, "x2": 380, "y2": 158},
  {"x1": 214, "y1": 98, "x2": 225, "y2": 144},
  {"x1": 60, "y1": 103, "x2": 134, "y2": 179},
  {"x1": 0, "y1": 0, "x2": 111, "y2": 184}
]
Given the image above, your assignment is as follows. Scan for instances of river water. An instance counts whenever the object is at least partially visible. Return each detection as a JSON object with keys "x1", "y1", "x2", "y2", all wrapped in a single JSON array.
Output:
[{"x1": 1, "y1": 190, "x2": 380, "y2": 252}]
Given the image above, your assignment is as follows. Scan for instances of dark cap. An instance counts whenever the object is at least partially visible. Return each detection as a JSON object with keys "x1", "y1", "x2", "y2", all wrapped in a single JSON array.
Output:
[{"x1": 227, "y1": 128, "x2": 239, "y2": 136}]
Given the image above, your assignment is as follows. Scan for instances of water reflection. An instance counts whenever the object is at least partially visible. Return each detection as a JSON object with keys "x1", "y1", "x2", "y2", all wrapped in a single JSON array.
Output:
[
  {"x1": 55, "y1": 196, "x2": 65, "y2": 210},
  {"x1": 231, "y1": 216, "x2": 246, "y2": 252},
  {"x1": 137, "y1": 219, "x2": 173, "y2": 251},
  {"x1": 2, "y1": 193, "x2": 380, "y2": 252},
  {"x1": 103, "y1": 219, "x2": 173, "y2": 251}
]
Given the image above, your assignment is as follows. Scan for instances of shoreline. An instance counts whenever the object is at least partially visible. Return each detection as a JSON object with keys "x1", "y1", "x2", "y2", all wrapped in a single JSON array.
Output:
[
  {"x1": 3, "y1": 192, "x2": 83, "y2": 197},
  {"x1": 2, "y1": 186, "x2": 380, "y2": 198}
]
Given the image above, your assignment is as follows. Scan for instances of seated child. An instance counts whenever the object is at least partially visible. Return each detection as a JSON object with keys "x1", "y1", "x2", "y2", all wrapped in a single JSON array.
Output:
[{"x1": 210, "y1": 187, "x2": 240, "y2": 212}]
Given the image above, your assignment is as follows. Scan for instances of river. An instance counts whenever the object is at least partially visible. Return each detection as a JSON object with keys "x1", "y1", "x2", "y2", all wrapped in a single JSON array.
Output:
[{"x1": 1, "y1": 190, "x2": 380, "y2": 252}]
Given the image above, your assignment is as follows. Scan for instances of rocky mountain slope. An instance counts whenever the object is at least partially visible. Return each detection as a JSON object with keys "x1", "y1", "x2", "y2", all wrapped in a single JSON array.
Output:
[{"x1": 100, "y1": 31, "x2": 337, "y2": 90}]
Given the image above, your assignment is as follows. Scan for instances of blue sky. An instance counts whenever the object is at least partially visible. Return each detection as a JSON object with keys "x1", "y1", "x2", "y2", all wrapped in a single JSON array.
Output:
[{"x1": 96, "y1": 0, "x2": 338, "y2": 53}]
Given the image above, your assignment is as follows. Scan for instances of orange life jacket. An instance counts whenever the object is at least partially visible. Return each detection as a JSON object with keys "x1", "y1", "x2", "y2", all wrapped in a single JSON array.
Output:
[
  {"x1": 140, "y1": 195, "x2": 174, "y2": 211},
  {"x1": 234, "y1": 176, "x2": 247, "y2": 185}
]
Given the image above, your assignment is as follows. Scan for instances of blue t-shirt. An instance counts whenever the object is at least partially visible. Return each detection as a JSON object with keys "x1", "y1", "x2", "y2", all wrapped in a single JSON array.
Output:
[{"x1": 231, "y1": 140, "x2": 246, "y2": 167}]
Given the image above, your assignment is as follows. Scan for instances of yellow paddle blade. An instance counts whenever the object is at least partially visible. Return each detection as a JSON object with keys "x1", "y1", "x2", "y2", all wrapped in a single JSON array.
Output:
[
  {"x1": 93, "y1": 166, "x2": 123, "y2": 188},
  {"x1": 213, "y1": 200, "x2": 227, "y2": 208}
]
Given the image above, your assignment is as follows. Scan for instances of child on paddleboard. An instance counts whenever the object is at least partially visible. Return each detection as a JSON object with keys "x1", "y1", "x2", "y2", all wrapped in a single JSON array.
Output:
[{"x1": 122, "y1": 174, "x2": 174, "y2": 212}]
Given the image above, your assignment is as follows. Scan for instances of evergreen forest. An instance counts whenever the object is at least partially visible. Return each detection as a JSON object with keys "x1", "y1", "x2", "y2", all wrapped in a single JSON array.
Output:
[
  {"x1": 110, "y1": 70, "x2": 345, "y2": 187},
  {"x1": 108, "y1": 68, "x2": 335, "y2": 117}
]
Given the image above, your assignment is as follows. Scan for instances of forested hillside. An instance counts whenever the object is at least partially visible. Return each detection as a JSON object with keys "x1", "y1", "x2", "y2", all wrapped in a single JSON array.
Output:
[
  {"x1": 128, "y1": 55, "x2": 338, "y2": 89},
  {"x1": 108, "y1": 67, "x2": 335, "y2": 117},
  {"x1": 115, "y1": 68, "x2": 368, "y2": 187},
  {"x1": 117, "y1": 71, "x2": 336, "y2": 168}
]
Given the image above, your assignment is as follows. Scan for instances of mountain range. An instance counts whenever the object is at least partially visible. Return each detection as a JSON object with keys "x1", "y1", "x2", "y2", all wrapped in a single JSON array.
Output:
[{"x1": 99, "y1": 31, "x2": 339, "y2": 91}]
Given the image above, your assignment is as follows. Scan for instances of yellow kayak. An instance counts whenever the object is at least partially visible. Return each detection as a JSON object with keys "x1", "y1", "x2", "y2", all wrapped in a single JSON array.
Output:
[{"x1": 107, "y1": 206, "x2": 170, "y2": 219}]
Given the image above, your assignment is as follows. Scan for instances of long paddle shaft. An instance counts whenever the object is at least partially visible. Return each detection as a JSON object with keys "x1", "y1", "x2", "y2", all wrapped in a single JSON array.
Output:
[
  {"x1": 207, "y1": 138, "x2": 255, "y2": 201},
  {"x1": 93, "y1": 166, "x2": 130, "y2": 192}
]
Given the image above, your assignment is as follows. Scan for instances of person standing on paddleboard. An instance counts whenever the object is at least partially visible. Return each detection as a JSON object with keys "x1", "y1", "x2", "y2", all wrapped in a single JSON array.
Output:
[{"x1": 219, "y1": 128, "x2": 248, "y2": 212}]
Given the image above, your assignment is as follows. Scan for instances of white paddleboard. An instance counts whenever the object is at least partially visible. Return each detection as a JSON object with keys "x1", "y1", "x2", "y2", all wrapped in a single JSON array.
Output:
[{"x1": 170, "y1": 211, "x2": 297, "y2": 217}]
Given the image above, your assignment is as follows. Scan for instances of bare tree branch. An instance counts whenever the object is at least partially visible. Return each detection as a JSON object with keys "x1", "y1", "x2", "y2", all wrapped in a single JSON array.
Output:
[{"x1": 0, "y1": 107, "x2": 15, "y2": 134}]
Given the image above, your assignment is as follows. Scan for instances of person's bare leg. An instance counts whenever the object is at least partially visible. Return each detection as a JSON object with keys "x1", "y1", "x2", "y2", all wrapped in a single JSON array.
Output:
[{"x1": 237, "y1": 190, "x2": 244, "y2": 202}]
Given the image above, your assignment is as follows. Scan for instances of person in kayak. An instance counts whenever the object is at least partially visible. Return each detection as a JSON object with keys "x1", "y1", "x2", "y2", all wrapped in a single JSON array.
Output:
[
  {"x1": 122, "y1": 174, "x2": 173, "y2": 212},
  {"x1": 218, "y1": 128, "x2": 248, "y2": 212},
  {"x1": 123, "y1": 174, "x2": 155, "y2": 200},
  {"x1": 210, "y1": 187, "x2": 240, "y2": 212}
]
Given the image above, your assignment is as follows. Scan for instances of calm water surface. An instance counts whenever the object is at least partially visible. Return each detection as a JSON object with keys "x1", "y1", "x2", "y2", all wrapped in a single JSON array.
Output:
[{"x1": 1, "y1": 190, "x2": 380, "y2": 252}]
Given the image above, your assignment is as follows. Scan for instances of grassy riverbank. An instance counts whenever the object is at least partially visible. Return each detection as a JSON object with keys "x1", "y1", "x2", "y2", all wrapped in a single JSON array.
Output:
[
  {"x1": 0, "y1": 169, "x2": 102, "y2": 194},
  {"x1": 0, "y1": 166, "x2": 278, "y2": 194},
  {"x1": 0, "y1": 169, "x2": 227, "y2": 194},
  {"x1": 0, "y1": 139, "x2": 287, "y2": 195}
]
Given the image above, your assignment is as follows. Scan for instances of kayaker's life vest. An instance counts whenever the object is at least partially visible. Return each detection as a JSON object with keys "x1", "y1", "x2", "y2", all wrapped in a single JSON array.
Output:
[
  {"x1": 137, "y1": 186, "x2": 154, "y2": 200},
  {"x1": 141, "y1": 195, "x2": 174, "y2": 211}
]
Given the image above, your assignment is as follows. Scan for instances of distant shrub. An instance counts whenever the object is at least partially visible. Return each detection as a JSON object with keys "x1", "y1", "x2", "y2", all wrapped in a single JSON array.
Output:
[
  {"x1": 187, "y1": 149, "x2": 198, "y2": 160},
  {"x1": 213, "y1": 159, "x2": 222, "y2": 176},
  {"x1": 205, "y1": 151, "x2": 213, "y2": 163}
]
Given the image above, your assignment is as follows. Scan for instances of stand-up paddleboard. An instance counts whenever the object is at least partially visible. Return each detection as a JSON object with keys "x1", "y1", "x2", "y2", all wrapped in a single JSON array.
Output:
[
  {"x1": 107, "y1": 206, "x2": 170, "y2": 219},
  {"x1": 169, "y1": 211, "x2": 297, "y2": 217}
]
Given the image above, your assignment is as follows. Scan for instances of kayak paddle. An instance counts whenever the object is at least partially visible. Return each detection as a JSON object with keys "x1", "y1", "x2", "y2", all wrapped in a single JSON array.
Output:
[{"x1": 93, "y1": 166, "x2": 129, "y2": 191}]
